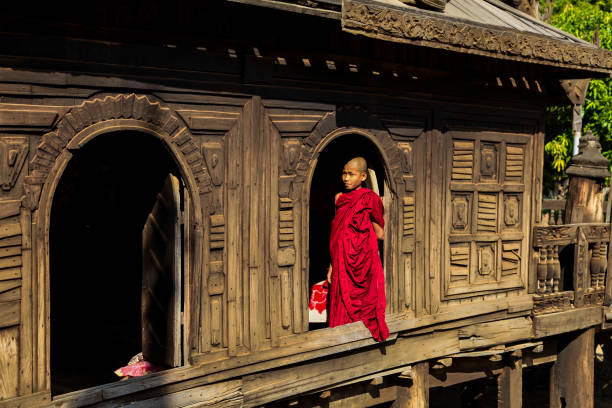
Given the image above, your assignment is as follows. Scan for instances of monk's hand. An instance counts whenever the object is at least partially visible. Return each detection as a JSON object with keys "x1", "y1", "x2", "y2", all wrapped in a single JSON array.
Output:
[{"x1": 327, "y1": 265, "x2": 332, "y2": 284}]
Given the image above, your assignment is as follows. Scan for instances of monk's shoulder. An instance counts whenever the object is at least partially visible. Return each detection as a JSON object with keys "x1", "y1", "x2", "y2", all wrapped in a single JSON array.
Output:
[{"x1": 335, "y1": 192, "x2": 343, "y2": 204}]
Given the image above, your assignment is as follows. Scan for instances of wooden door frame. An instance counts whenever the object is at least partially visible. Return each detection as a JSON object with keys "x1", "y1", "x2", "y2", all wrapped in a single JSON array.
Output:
[
  {"x1": 301, "y1": 127, "x2": 402, "y2": 323},
  {"x1": 25, "y1": 95, "x2": 208, "y2": 395}
]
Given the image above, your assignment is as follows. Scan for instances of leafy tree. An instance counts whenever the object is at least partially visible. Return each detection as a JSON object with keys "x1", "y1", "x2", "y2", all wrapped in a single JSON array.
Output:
[{"x1": 541, "y1": 0, "x2": 612, "y2": 196}]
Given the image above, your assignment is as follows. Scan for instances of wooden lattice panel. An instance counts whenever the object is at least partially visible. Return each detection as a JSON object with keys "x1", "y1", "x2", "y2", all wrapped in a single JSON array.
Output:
[
  {"x1": 450, "y1": 243, "x2": 469, "y2": 283},
  {"x1": 477, "y1": 193, "x2": 497, "y2": 232},
  {"x1": 444, "y1": 132, "x2": 530, "y2": 299},
  {"x1": 505, "y1": 145, "x2": 524, "y2": 180},
  {"x1": 403, "y1": 195, "x2": 415, "y2": 236},
  {"x1": 502, "y1": 242, "x2": 520, "y2": 276},
  {"x1": 452, "y1": 140, "x2": 474, "y2": 181}
]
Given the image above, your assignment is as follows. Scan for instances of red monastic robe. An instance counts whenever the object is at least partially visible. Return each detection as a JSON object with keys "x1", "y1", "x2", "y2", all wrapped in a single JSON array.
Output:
[{"x1": 329, "y1": 187, "x2": 389, "y2": 341}]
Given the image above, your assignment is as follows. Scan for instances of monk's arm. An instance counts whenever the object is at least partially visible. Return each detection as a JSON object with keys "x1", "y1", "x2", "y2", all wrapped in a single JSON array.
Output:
[{"x1": 372, "y1": 221, "x2": 384, "y2": 240}]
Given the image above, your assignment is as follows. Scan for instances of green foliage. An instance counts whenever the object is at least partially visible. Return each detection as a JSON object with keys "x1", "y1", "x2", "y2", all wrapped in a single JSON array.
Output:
[{"x1": 540, "y1": 0, "x2": 612, "y2": 195}]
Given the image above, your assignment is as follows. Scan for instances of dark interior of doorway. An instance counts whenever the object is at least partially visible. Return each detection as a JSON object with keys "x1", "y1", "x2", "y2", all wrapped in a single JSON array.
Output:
[
  {"x1": 308, "y1": 134, "x2": 386, "y2": 330},
  {"x1": 50, "y1": 131, "x2": 181, "y2": 395}
]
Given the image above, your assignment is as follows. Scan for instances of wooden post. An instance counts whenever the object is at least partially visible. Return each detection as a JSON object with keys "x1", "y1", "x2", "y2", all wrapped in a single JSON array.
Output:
[
  {"x1": 549, "y1": 328, "x2": 594, "y2": 408},
  {"x1": 564, "y1": 130, "x2": 609, "y2": 224},
  {"x1": 497, "y1": 351, "x2": 522, "y2": 408},
  {"x1": 393, "y1": 362, "x2": 429, "y2": 408}
]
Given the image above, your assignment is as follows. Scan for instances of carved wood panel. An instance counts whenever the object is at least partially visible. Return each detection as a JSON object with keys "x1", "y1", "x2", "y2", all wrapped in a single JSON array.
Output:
[
  {"x1": 444, "y1": 132, "x2": 530, "y2": 299},
  {"x1": 0, "y1": 137, "x2": 28, "y2": 195}
]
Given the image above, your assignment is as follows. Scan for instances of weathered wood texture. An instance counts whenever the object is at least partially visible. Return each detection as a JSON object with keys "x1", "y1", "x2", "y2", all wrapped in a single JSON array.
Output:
[
  {"x1": 497, "y1": 354, "x2": 522, "y2": 408},
  {"x1": 392, "y1": 362, "x2": 429, "y2": 408},
  {"x1": 0, "y1": 326, "x2": 19, "y2": 400},
  {"x1": 550, "y1": 328, "x2": 595, "y2": 408}
]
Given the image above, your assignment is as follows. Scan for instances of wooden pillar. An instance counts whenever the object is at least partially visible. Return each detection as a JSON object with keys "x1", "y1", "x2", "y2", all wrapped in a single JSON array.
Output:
[
  {"x1": 563, "y1": 130, "x2": 609, "y2": 224},
  {"x1": 550, "y1": 328, "x2": 594, "y2": 408},
  {"x1": 564, "y1": 176, "x2": 605, "y2": 223},
  {"x1": 497, "y1": 352, "x2": 522, "y2": 408},
  {"x1": 393, "y1": 362, "x2": 429, "y2": 408}
]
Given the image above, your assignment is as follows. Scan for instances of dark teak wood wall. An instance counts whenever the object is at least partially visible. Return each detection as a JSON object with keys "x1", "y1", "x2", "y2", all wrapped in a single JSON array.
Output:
[{"x1": 0, "y1": 1, "x2": 609, "y2": 407}]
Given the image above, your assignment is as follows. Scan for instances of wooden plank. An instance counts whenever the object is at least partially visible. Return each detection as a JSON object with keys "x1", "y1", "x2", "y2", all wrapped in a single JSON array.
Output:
[
  {"x1": 268, "y1": 116, "x2": 281, "y2": 346},
  {"x1": 0, "y1": 236, "x2": 21, "y2": 248},
  {"x1": 0, "y1": 201, "x2": 21, "y2": 220},
  {"x1": 0, "y1": 223, "x2": 20, "y2": 240},
  {"x1": 111, "y1": 379, "x2": 243, "y2": 408},
  {"x1": 0, "y1": 287, "x2": 20, "y2": 302},
  {"x1": 0, "y1": 391, "x2": 50, "y2": 408},
  {"x1": 0, "y1": 279, "x2": 21, "y2": 294},
  {"x1": 242, "y1": 330, "x2": 459, "y2": 407},
  {"x1": 0, "y1": 256, "x2": 21, "y2": 270},
  {"x1": 56, "y1": 299, "x2": 521, "y2": 404},
  {"x1": 226, "y1": 117, "x2": 241, "y2": 355},
  {"x1": 0, "y1": 326, "x2": 19, "y2": 399},
  {"x1": 458, "y1": 317, "x2": 532, "y2": 350},
  {"x1": 0, "y1": 300, "x2": 20, "y2": 329},
  {"x1": 19, "y1": 211, "x2": 33, "y2": 394},
  {"x1": 533, "y1": 306, "x2": 602, "y2": 338}
]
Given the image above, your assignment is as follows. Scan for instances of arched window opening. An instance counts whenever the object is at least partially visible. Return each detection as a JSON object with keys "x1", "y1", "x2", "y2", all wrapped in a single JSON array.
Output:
[
  {"x1": 50, "y1": 132, "x2": 186, "y2": 395},
  {"x1": 308, "y1": 134, "x2": 389, "y2": 330}
]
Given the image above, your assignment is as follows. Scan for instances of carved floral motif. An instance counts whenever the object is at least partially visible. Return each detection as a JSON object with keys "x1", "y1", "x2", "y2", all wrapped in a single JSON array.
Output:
[{"x1": 343, "y1": 0, "x2": 612, "y2": 71}]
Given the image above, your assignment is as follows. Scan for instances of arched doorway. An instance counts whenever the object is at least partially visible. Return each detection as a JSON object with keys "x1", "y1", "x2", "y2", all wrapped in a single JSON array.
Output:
[
  {"x1": 49, "y1": 131, "x2": 186, "y2": 394},
  {"x1": 308, "y1": 133, "x2": 390, "y2": 329}
]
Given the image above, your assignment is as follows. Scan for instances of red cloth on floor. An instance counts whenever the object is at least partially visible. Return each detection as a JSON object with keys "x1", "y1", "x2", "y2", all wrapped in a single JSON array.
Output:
[{"x1": 328, "y1": 187, "x2": 389, "y2": 341}]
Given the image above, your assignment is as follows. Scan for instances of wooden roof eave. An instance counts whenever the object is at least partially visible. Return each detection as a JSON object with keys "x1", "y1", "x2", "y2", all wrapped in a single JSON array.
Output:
[{"x1": 341, "y1": 0, "x2": 612, "y2": 78}]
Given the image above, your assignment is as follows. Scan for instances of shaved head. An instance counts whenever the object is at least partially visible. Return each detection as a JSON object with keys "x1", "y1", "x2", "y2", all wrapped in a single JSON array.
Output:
[{"x1": 345, "y1": 157, "x2": 367, "y2": 173}]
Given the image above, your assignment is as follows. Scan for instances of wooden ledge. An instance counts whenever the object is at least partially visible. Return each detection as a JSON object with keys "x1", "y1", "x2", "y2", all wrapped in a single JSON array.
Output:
[
  {"x1": 48, "y1": 298, "x2": 528, "y2": 407},
  {"x1": 533, "y1": 306, "x2": 603, "y2": 338}
]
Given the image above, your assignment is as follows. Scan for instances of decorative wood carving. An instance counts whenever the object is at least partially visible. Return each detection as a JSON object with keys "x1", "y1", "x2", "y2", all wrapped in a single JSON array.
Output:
[
  {"x1": 342, "y1": 0, "x2": 612, "y2": 72},
  {"x1": 590, "y1": 242, "x2": 606, "y2": 287},
  {"x1": 532, "y1": 291, "x2": 572, "y2": 314},
  {"x1": 0, "y1": 137, "x2": 28, "y2": 192},
  {"x1": 451, "y1": 195, "x2": 469, "y2": 233},
  {"x1": 27, "y1": 94, "x2": 213, "y2": 210},
  {"x1": 532, "y1": 224, "x2": 610, "y2": 247},
  {"x1": 501, "y1": 242, "x2": 520, "y2": 277},
  {"x1": 478, "y1": 244, "x2": 495, "y2": 277},
  {"x1": 202, "y1": 142, "x2": 224, "y2": 187},
  {"x1": 176, "y1": 110, "x2": 240, "y2": 132},
  {"x1": 504, "y1": 196, "x2": 520, "y2": 227},
  {"x1": 505, "y1": 145, "x2": 524, "y2": 180},
  {"x1": 397, "y1": 142, "x2": 413, "y2": 174},
  {"x1": 479, "y1": 144, "x2": 497, "y2": 180},
  {"x1": 452, "y1": 140, "x2": 474, "y2": 181},
  {"x1": 536, "y1": 247, "x2": 548, "y2": 294},
  {"x1": 268, "y1": 114, "x2": 324, "y2": 137},
  {"x1": 281, "y1": 140, "x2": 300, "y2": 175},
  {"x1": 450, "y1": 244, "x2": 469, "y2": 283},
  {"x1": 583, "y1": 287, "x2": 605, "y2": 306},
  {"x1": 574, "y1": 228, "x2": 588, "y2": 307},
  {"x1": 477, "y1": 193, "x2": 497, "y2": 233}
]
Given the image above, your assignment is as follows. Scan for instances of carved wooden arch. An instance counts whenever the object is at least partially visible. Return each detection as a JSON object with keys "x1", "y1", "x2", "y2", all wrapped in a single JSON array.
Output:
[
  {"x1": 24, "y1": 93, "x2": 213, "y2": 212},
  {"x1": 296, "y1": 109, "x2": 404, "y2": 193},
  {"x1": 294, "y1": 108, "x2": 407, "y2": 317},
  {"x1": 25, "y1": 94, "x2": 210, "y2": 384}
]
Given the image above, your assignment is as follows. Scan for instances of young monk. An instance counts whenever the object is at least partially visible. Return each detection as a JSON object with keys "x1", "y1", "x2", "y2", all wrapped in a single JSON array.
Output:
[{"x1": 327, "y1": 157, "x2": 389, "y2": 341}]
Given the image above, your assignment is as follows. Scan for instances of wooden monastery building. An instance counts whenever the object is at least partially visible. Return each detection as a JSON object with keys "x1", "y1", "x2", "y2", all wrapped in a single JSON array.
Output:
[{"x1": 1, "y1": 0, "x2": 612, "y2": 406}]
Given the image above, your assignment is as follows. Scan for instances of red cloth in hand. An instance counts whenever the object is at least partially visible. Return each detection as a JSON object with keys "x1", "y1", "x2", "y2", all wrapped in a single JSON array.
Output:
[{"x1": 328, "y1": 187, "x2": 389, "y2": 341}]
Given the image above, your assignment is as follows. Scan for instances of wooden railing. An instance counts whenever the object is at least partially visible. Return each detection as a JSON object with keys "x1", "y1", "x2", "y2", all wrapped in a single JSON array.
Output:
[{"x1": 532, "y1": 223, "x2": 609, "y2": 312}]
